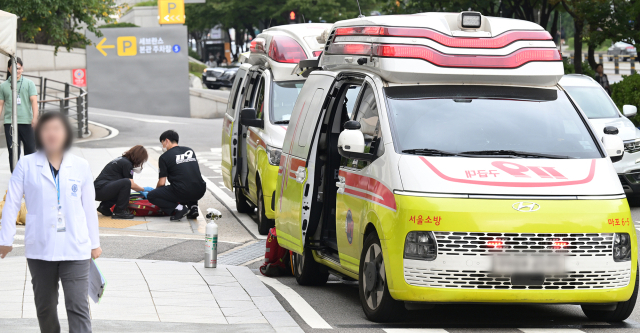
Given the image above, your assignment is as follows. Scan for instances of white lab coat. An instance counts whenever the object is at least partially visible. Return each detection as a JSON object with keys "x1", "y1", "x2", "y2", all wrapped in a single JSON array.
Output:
[{"x1": 0, "y1": 151, "x2": 100, "y2": 261}]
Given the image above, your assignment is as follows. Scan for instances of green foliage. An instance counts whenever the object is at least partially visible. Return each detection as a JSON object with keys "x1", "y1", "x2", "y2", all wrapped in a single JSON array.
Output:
[
  {"x1": 99, "y1": 22, "x2": 139, "y2": 29},
  {"x1": 3, "y1": 0, "x2": 125, "y2": 52},
  {"x1": 611, "y1": 74, "x2": 640, "y2": 125},
  {"x1": 563, "y1": 59, "x2": 596, "y2": 77},
  {"x1": 189, "y1": 61, "x2": 207, "y2": 74},
  {"x1": 188, "y1": 48, "x2": 200, "y2": 59},
  {"x1": 134, "y1": 0, "x2": 158, "y2": 6}
]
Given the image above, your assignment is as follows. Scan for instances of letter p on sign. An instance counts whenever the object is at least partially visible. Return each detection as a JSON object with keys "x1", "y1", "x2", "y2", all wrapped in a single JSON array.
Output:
[
  {"x1": 159, "y1": 0, "x2": 185, "y2": 24},
  {"x1": 117, "y1": 36, "x2": 137, "y2": 56}
]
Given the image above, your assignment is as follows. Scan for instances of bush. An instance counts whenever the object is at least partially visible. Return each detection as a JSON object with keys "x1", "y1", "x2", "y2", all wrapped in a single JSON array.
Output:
[
  {"x1": 188, "y1": 49, "x2": 201, "y2": 60},
  {"x1": 611, "y1": 74, "x2": 640, "y2": 125},
  {"x1": 563, "y1": 59, "x2": 596, "y2": 78},
  {"x1": 99, "y1": 22, "x2": 139, "y2": 29},
  {"x1": 135, "y1": 0, "x2": 158, "y2": 6},
  {"x1": 189, "y1": 61, "x2": 207, "y2": 74}
]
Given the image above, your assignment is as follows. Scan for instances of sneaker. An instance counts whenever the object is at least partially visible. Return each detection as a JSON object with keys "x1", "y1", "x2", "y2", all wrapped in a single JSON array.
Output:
[
  {"x1": 186, "y1": 206, "x2": 199, "y2": 219},
  {"x1": 170, "y1": 205, "x2": 189, "y2": 221},
  {"x1": 112, "y1": 210, "x2": 134, "y2": 219},
  {"x1": 97, "y1": 204, "x2": 113, "y2": 216}
]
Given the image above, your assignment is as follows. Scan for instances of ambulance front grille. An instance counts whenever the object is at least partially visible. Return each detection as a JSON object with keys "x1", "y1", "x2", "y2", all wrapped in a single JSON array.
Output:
[
  {"x1": 404, "y1": 267, "x2": 631, "y2": 290},
  {"x1": 434, "y1": 232, "x2": 614, "y2": 257}
]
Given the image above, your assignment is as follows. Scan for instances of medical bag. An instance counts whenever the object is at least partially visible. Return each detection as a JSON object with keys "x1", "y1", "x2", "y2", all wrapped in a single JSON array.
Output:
[
  {"x1": 110, "y1": 192, "x2": 165, "y2": 216},
  {"x1": 259, "y1": 227, "x2": 291, "y2": 276}
]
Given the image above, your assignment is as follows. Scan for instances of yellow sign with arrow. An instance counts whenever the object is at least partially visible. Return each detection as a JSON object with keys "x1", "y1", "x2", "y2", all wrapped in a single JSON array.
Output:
[
  {"x1": 158, "y1": 0, "x2": 185, "y2": 24},
  {"x1": 96, "y1": 38, "x2": 115, "y2": 57}
]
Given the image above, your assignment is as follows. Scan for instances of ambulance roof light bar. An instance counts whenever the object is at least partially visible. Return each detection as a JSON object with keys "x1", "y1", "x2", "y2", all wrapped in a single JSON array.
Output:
[
  {"x1": 326, "y1": 43, "x2": 562, "y2": 69},
  {"x1": 334, "y1": 27, "x2": 552, "y2": 49},
  {"x1": 250, "y1": 35, "x2": 308, "y2": 64}
]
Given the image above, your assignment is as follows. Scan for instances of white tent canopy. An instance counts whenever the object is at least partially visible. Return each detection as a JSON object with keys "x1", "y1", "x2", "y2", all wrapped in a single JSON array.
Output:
[{"x1": 0, "y1": 10, "x2": 16, "y2": 57}]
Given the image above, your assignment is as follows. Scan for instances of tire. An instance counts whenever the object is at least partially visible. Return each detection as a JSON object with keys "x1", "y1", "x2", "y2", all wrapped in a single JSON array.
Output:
[
  {"x1": 292, "y1": 246, "x2": 329, "y2": 286},
  {"x1": 581, "y1": 265, "x2": 638, "y2": 322},
  {"x1": 235, "y1": 187, "x2": 252, "y2": 214},
  {"x1": 359, "y1": 232, "x2": 404, "y2": 322},
  {"x1": 257, "y1": 184, "x2": 274, "y2": 235}
]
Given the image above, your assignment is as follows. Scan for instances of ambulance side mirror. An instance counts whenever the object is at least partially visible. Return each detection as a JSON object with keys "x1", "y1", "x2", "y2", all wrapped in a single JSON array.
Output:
[
  {"x1": 239, "y1": 108, "x2": 264, "y2": 128},
  {"x1": 623, "y1": 105, "x2": 637, "y2": 118},
  {"x1": 338, "y1": 121, "x2": 375, "y2": 161},
  {"x1": 602, "y1": 126, "x2": 624, "y2": 163}
]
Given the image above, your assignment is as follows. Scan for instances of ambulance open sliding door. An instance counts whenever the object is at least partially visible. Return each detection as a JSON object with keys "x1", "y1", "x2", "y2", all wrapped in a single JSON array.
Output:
[{"x1": 223, "y1": 67, "x2": 249, "y2": 190}]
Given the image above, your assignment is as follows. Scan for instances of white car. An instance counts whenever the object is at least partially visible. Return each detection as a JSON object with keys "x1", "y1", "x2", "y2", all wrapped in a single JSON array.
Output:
[{"x1": 560, "y1": 74, "x2": 640, "y2": 196}]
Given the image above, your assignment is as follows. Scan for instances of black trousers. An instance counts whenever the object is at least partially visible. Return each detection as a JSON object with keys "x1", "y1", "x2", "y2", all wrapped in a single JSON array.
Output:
[
  {"x1": 95, "y1": 178, "x2": 131, "y2": 213},
  {"x1": 147, "y1": 185, "x2": 205, "y2": 214},
  {"x1": 4, "y1": 123, "x2": 36, "y2": 171},
  {"x1": 27, "y1": 259, "x2": 92, "y2": 333}
]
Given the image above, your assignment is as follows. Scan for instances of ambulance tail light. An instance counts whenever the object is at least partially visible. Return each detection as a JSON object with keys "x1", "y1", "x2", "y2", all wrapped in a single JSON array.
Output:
[
  {"x1": 334, "y1": 26, "x2": 552, "y2": 49},
  {"x1": 312, "y1": 51, "x2": 323, "y2": 57},
  {"x1": 250, "y1": 38, "x2": 266, "y2": 54},
  {"x1": 268, "y1": 35, "x2": 307, "y2": 63},
  {"x1": 404, "y1": 231, "x2": 437, "y2": 261}
]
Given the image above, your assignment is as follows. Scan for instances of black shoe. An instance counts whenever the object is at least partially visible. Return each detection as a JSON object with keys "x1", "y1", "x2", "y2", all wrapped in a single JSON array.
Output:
[
  {"x1": 97, "y1": 204, "x2": 113, "y2": 216},
  {"x1": 112, "y1": 210, "x2": 134, "y2": 219},
  {"x1": 170, "y1": 206, "x2": 189, "y2": 221},
  {"x1": 186, "y1": 206, "x2": 199, "y2": 219}
]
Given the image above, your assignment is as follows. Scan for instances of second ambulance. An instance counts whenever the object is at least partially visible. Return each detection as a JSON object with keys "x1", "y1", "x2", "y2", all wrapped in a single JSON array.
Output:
[
  {"x1": 275, "y1": 12, "x2": 637, "y2": 322},
  {"x1": 221, "y1": 23, "x2": 330, "y2": 234}
]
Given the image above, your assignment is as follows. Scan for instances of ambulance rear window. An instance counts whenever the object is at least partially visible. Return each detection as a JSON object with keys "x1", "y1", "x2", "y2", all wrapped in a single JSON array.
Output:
[
  {"x1": 385, "y1": 85, "x2": 601, "y2": 159},
  {"x1": 271, "y1": 81, "x2": 305, "y2": 124}
]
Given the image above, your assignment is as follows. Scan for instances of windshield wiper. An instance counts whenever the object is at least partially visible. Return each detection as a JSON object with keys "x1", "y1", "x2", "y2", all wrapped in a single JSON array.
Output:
[
  {"x1": 459, "y1": 150, "x2": 572, "y2": 159},
  {"x1": 273, "y1": 120, "x2": 289, "y2": 124},
  {"x1": 402, "y1": 148, "x2": 459, "y2": 156}
]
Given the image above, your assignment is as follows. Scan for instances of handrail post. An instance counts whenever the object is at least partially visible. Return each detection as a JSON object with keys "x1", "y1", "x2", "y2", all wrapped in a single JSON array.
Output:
[
  {"x1": 40, "y1": 78, "x2": 47, "y2": 115},
  {"x1": 77, "y1": 95, "x2": 84, "y2": 138},
  {"x1": 84, "y1": 92, "x2": 89, "y2": 135},
  {"x1": 64, "y1": 83, "x2": 70, "y2": 111}
]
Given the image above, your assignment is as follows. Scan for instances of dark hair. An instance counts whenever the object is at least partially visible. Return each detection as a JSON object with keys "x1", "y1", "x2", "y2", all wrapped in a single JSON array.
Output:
[
  {"x1": 123, "y1": 145, "x2": 148, "y2": 168},
  {"x1": 6, "y1": 57, "x2": 23, "y2": 80},
  {"x1": 160, "y1": 130, "x2": 179, "y2": 144},
  {"x1": 596, "y1": 63, "x2": 604, "y2": 70},
  {"x1": 35, "y1": 112, "x2": 73, "y2": 151}
]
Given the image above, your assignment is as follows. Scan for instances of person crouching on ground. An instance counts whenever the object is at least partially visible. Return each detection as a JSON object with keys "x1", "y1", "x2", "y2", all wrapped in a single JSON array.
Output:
[
  {"x1": 147, "y1": 130, "x2": 205, "y2": 221},
  {"x1": 94, "y1": 145, "x2": 153, "y2": 219},
  {"x1": 0, "y1": 111, "x2": 101, "y2": 333}
]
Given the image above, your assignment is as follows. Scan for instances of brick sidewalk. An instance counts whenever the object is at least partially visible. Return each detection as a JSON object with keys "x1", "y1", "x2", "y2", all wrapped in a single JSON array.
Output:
[{"x1": 0, "y1": 257, "x2": 302, "y2": 333}]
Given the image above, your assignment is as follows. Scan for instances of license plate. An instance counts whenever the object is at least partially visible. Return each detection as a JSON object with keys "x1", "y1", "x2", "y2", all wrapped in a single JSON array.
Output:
[
  {"x1": 210, "y1": 77, "x2": 216, "y2": 81},
  {"x1": 492, "y1": 255, "x2": 565, "y2": 274}
]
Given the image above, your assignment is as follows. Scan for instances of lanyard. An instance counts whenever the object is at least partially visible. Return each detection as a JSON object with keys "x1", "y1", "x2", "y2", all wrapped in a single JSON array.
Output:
[{"x1": 50, "y1": 165, "x2": 60, "y2": 210}]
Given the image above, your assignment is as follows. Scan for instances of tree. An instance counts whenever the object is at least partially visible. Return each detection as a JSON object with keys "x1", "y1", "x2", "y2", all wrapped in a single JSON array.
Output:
[
  {"x1": 1, "y1": 0, "x2": 124, "y2": 52},
  {"x1": 185, "y1": 3, "x2": 218, "y2": 60}
]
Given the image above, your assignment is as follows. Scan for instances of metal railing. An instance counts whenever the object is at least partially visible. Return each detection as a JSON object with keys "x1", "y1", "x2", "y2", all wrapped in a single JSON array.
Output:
[{"x1": 1, "y1": 73, "x2": 89, "y2": 138}]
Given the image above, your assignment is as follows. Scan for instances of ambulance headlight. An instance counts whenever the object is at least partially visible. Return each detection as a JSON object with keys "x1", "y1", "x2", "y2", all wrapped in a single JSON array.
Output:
[
  {"x1": 404, "y1": 231, "x2": 437, "y2": 261},
  {"x1": 613, "y1": 233, "x2": 631, "y2": 262},
  {"x1": 266, "y1": 146, "x2": 282, "y2": 166},
  {"x1": 460, "y1": 12, "x2": 482, "y2": 29}
]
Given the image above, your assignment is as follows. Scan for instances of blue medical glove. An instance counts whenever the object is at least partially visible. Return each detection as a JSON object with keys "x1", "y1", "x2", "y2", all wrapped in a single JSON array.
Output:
[
  {"x1": 143, "y1": 186, "x2": 155, "y2": 192},
  {"x1": 141, "y1": 191, "x2": 149, "y2": 199}
]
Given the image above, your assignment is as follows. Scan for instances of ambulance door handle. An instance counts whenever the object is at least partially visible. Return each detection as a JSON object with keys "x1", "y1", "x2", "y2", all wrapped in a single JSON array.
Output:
[
  {"x1": 336, "y1": 177, "x2": 345, "y2": 194},
  {"x1": 295, "y1": 167, "x2": 306, "y2": 184}
]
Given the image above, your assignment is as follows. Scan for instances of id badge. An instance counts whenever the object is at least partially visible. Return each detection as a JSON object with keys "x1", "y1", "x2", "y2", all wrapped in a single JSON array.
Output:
[
  {"x1": 16, "y1": 96, "x2": 21, "y2": 105},
  {"x1": 56, "y1": 211, "x2": 66, "y2": 232}
]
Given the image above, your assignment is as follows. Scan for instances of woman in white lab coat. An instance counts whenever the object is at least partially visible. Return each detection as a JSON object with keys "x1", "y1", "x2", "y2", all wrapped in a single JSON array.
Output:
[{"x1": 0, "y1": 111, "x2": 102, "y2": 333}]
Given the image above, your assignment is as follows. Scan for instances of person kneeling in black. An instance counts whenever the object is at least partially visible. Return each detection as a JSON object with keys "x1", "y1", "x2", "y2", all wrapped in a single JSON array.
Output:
[
  {"x1": 148, "y1": 130, "x2": 206, "y2": 221},
  {"x1": 95, "y1": 145, "x2": 150, "y2": 219}
]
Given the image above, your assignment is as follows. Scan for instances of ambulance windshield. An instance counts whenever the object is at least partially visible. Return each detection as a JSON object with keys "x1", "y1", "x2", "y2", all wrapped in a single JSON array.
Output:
[
  {"x1": 385, "y1": 85, "x2": 601, "y2": 159},
  {"x1": 271, "y1": 81, "x2": 305, "y2": 124}
]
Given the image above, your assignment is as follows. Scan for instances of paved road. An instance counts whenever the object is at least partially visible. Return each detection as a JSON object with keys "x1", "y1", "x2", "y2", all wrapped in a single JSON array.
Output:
[{"x1": 29, "y1": 109, "x2": 640, "y2": 332}]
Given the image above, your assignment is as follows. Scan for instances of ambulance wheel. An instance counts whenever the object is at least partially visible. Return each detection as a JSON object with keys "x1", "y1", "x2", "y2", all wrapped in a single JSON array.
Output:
[
  {"x1": 359, "y1": 232, "x2": 403, "y2": 322},
  {"x1": 257, "y1": 185, "x2": 274, "y2": 235},
  {"x1": 235, "y1": 187, "x2": 252, "y2": 214},
  {"x1": 292, "y1": 247, "x2": 328, "y2": 286},
  {"x1": 581, "y1": 265, "x2": 638, "y2": 322}
]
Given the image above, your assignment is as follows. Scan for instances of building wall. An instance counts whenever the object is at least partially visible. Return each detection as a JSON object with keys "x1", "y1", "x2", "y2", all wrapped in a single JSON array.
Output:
[
  {"x1": 119, "y1": 7, "x2": 161, "y2": 28},
  {"x1": 0, "y1": 43, "x2": 86, "y2": 84}
]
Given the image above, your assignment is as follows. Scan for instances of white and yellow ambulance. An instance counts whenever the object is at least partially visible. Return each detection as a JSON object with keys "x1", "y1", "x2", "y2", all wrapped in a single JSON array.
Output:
[
  {"x1": 275, "y1": 12, "x2": 637, "y2": 322},
  {"x1": 221, "y1": 23, "x2": 330, "y2": 234}
]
